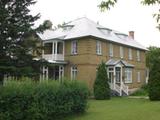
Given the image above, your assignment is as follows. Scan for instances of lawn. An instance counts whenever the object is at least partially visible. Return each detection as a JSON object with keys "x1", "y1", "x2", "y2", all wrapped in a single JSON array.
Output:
[{"x1": 65, "y1": 97, "x2": 160, "y2": 120}]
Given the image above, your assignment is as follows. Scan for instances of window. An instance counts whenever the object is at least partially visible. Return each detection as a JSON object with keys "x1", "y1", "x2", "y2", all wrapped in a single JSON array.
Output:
[
  {"x1": 71, "y1": 40, "x2": 77, "y2": 54},
  {"x1": 109, "y1": 43, "x2": 113, "y2": 57},
  {"x1": 96, "y1": 41, "x2": 102, "y2": 55},
  {"x1": 115, "y1": 67, "x2": 121, "y2": 83},
  {"x1": 57, "y1": 42, "x2": 63, "y2": 54},
  {"x1": 120, "y1": 46, "x2": 124, "y2": 58},
  {"x1": 137, "y1": 72, "x2": 141, "y2": 82},
  {"x1": 108, "y1": 67, "x2": 114, "y2": 83},
  {"x1": 128, "y1": 48, "x2": 132, "y2": 60},
  {"x1": 125, "y1": 68, "x2": 132, "y2": 83},
  {"x1": 44, "y1": 43, "x2": 52, "y2": 54},
  {"x1": 71, "y1": 66, "x2": 77, "y2": 80},
  {"x1": 136, "y1": 50, "x2": 140, "y2": 61}
]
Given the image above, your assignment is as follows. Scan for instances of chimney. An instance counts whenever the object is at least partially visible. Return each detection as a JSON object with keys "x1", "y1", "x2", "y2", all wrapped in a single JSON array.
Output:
[{"x1": 129, "y1": 31, "x2": 134, "y2": 39}]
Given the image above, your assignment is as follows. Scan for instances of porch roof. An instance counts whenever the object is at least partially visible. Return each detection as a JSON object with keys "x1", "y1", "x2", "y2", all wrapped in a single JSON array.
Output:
[{"x1": 106, "y1": 59, "x2": 134, "y2": 68}]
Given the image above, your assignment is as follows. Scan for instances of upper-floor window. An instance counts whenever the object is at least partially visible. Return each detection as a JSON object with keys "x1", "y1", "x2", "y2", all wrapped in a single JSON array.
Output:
[
  {"x1": 71, "y1": 66, "x2": 77, "y2": 80},
  {"x1": 96, "y1": 41, "x2": 102, "y2": 55},
  {"x1": 71, "y1": 40, "x2": 77, "y2": 55},
  {"x1": 137, "y1": 71, "x2": 141, "y2": 82},
  {"x1": 44, "y1": 43, "x2": 52, "y2": 54},
  {"x1": 57, "y1": 42, "x2": 63, "y2": 54},
  {"x1": 128, "y1": 48, "x2": 132, "y2": 60},
  {"x1": 120, "y1": 46, "x2": 124, "y2": 58},
  {"x1": 136, "y1": 50, "x2": 140, "y2": 61},
  {"x1": 109, "y1": 43, "x2": 113, "y2": 57},
  {"x1": 125, "y1": 68, "x2": 132, "y2": 83}
]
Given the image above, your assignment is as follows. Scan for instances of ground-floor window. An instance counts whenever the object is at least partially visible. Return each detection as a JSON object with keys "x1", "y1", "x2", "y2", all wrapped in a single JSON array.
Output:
[
  {"x1": 71, "y1": 66, "x2": 77, "y2": 80},
  {"x1": 108, "y1": 67, "x2": 114, "y2": 83},
  {"x1": 124, "y1": 68, "x2": 132, "y2": 83},
  {"x1": 137, "y1": 71, "x2": 141, "y2": 83}
]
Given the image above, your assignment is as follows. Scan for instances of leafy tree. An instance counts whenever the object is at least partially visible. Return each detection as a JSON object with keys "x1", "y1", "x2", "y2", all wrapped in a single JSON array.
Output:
[
  {"x1": 148, "y1": 57, "x2": 160, "y2": 100},
  {"x1": 94, "y1": 62, "x2": 110, "y2": 100},
  {"x1": 0, "y1": 0, "x2": 48, "y2": 83},
  {"x1": 99, "y1": 0, "x2": 160, "y2": 29},
  {"x1": 146, "y1": 46, "x2": 160, "y2": 69},
  {"x1": 146, "y1": 46, "x2": 160, "y2": 100}
]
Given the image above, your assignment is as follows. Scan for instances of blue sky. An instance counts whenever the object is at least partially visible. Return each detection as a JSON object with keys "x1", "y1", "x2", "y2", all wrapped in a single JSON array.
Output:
[{"x1": 31, "y1": 0, "x2": 160, "y2": 47}]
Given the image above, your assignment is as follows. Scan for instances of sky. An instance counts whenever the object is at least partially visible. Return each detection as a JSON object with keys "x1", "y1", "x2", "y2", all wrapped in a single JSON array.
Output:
[{"x1": 30, "y1": 0, "x2": 160, "y2": 47}]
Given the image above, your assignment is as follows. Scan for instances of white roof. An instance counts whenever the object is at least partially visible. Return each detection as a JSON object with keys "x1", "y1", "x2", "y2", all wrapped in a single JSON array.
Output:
[{"x1": 38, "y1": 17, "x2": 146, "y2": 50}]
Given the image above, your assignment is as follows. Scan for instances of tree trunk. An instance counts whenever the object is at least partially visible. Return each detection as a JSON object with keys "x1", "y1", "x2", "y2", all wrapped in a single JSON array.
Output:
[{"x1": 0, "y1": 73, "x2": 4, "y2": 85}]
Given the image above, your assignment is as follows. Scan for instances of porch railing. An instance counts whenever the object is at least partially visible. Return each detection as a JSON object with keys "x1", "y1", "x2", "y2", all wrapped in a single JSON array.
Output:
[{"x1": 42, "y1": 54, "x2": 64, "y2": 61}]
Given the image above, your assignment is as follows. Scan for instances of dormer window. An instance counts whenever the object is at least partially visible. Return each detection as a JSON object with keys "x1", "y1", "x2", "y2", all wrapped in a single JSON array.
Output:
[
  {"x1": 98, "y1": 27, "x2": 112, "y2": 36},
  {"x1": 62, "y1": 25, "x2": 73, "y2": 31},
  {"x1": 116, "y1": 33, "x2": 128, "y2": 39}
]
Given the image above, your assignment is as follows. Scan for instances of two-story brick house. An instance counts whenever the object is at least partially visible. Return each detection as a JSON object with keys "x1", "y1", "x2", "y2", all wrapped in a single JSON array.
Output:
[{"x1": 38, "y1": 17, "x2": 147, "y2": 96}]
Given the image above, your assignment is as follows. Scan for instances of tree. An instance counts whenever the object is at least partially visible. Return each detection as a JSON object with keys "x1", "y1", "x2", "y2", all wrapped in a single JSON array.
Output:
[
  {"x1": 146, "y1": 46, "x2": 160, "y2": 100},
  {"x1": 0, "y1": 0, "x2": 47, "y2": 83},
  {"x1": 146, "y1": 46, "x2": 160, "y2": 69},
  {"x1": 99, "y1": 0, "x2": 160, "y2": 29},
  {"x1": 93, "y1": 62, "x2": 110, "y2": 100}
]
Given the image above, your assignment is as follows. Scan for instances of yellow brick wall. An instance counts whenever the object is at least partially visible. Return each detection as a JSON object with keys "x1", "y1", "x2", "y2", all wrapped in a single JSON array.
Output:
[{"x1": 64, "y1": 37, "x2": 147, "y2": 90}]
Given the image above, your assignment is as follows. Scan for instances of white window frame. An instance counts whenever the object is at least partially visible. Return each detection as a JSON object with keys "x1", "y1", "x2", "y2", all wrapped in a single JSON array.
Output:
[
  {"x1": 96, "y1": 41, "x2": 102, "y2": 55},
  {"x1": 120, "y1": 46, "x2": 124, "y2": 58},
  {"x1": 124, "y1": 68, "x2": 132, "y2": 83},
  {"x1": 136, "y1": 50, "x2": 140, "y2": 61},
  {"x1": 71, "y1": 40, "x2": 77, "y2": 55},
  {"x1": 137, "y1": 71, "x2": 141, "y2": 83},
  {"x1": 128, "y1": 48, "x2": 132, "y2": 60},
  {"x1": 71, "y1": 66, "x2": 77, "y2": 80},
  {"x1": 109, "y1": 43, "x2": 113, "y2": 57}
]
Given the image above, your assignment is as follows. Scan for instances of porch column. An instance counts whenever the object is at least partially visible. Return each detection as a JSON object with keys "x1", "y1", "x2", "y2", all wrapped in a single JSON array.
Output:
[
  {"x1": 120, "y1": 66, "x2": 123, "y2": 96},
  {"x1": 52, "y1": 41, "x2": 55, "y2": 60},
  {"x1": 113, "y1": 67, "x2": 116, "y2": 89},
  {"x1": 55, "y1": 41, "x2": 58, "y2": 60}
]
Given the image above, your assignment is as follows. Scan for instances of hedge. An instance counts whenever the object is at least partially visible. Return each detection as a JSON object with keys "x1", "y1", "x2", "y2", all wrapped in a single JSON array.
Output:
[{"x1": 0, "y1": 79, "x2": 89, "y2": 120}]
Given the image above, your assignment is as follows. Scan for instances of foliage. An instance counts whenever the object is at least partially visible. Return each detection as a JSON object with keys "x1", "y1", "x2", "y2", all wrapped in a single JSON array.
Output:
[
  {"x1": 130, "y1": 84, "x2": 148, "y2": 96},
  {"x1": 146, "y1": 46, "x2": 160, "y2": 69},
  {"x1": 148, "y1": 59, "x2": 160, "y2": 100},
  {"x1": 99, "y1": 0, "x2": 160, "y2": 29},
  {"x1": 93, "y1": 62, "x2": 110, "y2": 100},
  {"x1": 0, "y1": 0, "x2": 49, "y2": 83},
  {"x1": 0, "y1": 79, "x2": 89, "y2": 120}
]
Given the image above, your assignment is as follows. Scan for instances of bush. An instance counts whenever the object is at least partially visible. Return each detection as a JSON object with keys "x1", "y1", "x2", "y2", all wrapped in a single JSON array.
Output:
[
  {"x1": 148, "y1": 60, "x2": 160, "y2": 101},
  {"x1": 93, "y1": 62, "x2": 110, "y2": 100},
  {"x1": 130, "y1": 84, "x2": 148, "y2": 96},
  {"x1": 0, "y1": 79, "x2": 89, "y2": 120}
]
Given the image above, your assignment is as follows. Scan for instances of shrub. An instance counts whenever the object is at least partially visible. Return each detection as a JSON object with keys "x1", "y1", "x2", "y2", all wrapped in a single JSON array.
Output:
[
  {"x1": 130, "y1": 84, "x2": 148, "y2": 96},
  {"x1": 148, "y1": 59, "x2": 160, "y2": 101},
  {"x1": 93, "y1": 61, "x2": 110, "y2": 100},
  {"x1": 0, "y1": 79, "x2": 89, "y2": 120}
]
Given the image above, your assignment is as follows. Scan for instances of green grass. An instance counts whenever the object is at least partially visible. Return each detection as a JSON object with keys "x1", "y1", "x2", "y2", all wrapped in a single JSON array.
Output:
[{"x1": 65, "y1": 97, "x2": 160, "y2": 120}]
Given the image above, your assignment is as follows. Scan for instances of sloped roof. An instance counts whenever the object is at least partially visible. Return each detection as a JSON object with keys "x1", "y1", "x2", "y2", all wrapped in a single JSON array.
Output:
[
  {"x1": 38, "y1": 17, "x2": 146, "y2": 50},
  {"x1": 106, "y1": 59, "x2": 134, "y2": 68}
]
